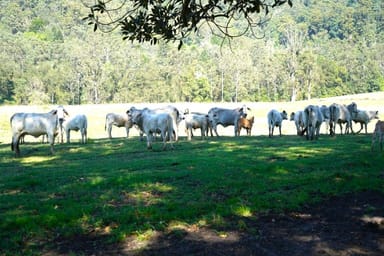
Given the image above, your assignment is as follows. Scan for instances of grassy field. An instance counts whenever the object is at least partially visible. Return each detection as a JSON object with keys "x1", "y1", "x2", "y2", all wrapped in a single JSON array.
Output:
[{"x1": 0, "y1": 93, "x2": 383, "y2": 255}]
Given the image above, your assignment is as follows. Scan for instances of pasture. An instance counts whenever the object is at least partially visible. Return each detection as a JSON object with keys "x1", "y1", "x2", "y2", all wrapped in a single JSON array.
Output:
[{"x1": 0, "y1": 93, "x2": 383, "y2": 255}]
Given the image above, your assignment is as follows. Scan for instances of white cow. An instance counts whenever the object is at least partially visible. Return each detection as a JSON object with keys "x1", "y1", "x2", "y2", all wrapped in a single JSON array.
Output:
[
  {"x1": 63, "y1": 114, "x2": 88, "y2": 144},
  {"x1": 56, "y1": 105, "x2": 69, "y2": 143},
  {"x1": 319, "y1": 105, "x2": 331, "y2": 135},
  {"x1": 267, "y1": 109, "x2": 288, "y2": 137},
  {"x1": 10, "y1": 110, "x2": 58, "y2": 157},
  {"x1": 208, "y1": 105, "x2": 249, "y2": 136},
  {"x1": 329, "y1": 103, "x2": 356, "y2": 135},
  {"x1": 128, "y1": 108, "x2": 174, "y2": 150},
  {"x1": 351, "y1": 109, "x2": 379, "y2": 134},
  {"x1": 105, "y1": 113, "x2": 133, "y2": 139},
  {"x1": 304, "y1": 105, "x2": 324, "y2": 140},
  {"x1": 371, "y1": 120, "x2": 384, "y2": 151},
  {"x1": 183, "y1": 112, "x2": 209, "y2": 140},
  {"x1": 127, "y1": 106, "x2": 180, "y2": 141},
  {"x1": 290, "y1": 110, "x2": 306, "y2": 136}
]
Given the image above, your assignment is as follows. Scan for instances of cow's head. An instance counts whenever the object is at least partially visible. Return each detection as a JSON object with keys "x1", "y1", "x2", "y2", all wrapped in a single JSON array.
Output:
[
  {"x1": 290, "y1": 112, "x2": 295, "y2": 121},
  {"x1": 239, "y1": 105, "x2": 249, "y2": 118},
  {"x1": 50, "y1": 109, "x2": 58, "y2": 115},
  {"x1": 347, "y1": 102, "x2": 358, "y2": 114},
  {"x1": 374, "y1": 111, "x2": 379, "y2": 119},
  {"x1": 281, "y1": 110, "x2": 288, "y2": 120}
]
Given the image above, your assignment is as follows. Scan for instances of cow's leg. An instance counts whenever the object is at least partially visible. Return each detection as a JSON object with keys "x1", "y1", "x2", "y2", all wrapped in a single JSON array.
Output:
[
  {"x1": 349, "y1": 121, "x2": 354, "y2": 134},
  {"x1": 125, "y1": 125, "x2": 129, "y2": 138},
  {"x1": 82, "y1": 128, "x2": 87, "y2": 143},
  {"x1": 208, "y1": 124, "x2": 213, "y2": 137},
  {"x1": 200, "y1": 127, "x2": 205, "y2": 140},
  {"x1": 235, "y1": 126, "x2": 239, "y2": 136},
  {"x1": 59, "y1": 122, "x2": 64, "y2": 143},
  {"x1": 161, "y1": 130, "x2": 167, "y2": 150},
  {"x1": 213, "y1": 124, "x2": 219, "y2": 137},
  {"x1": 279, "y1": 125, "x2": 282, "y2": 136},
  {"x1": 66, "y1": 130, "x2": 71, "y2": 143},
  {"x1": 187, "y1": 127, "x2": 192, "y2": 141},
  {"x1": 47, "y1": 133, "x2": 55, "y2": 155},
  {"x1": 108, "y1": 125, "x2": 113, "y2": 139},
  {"x1": 371, "y1": 131, "x2": 376, "y2": 151},
  {"x1": 12, "y1": 134, "x2": 21, "y2": 157},
  {"x1": 380, "y1": 133, "x2": 383, "y2": 151},
  {"x1": 173, "y1": 121, "x2": 178, "y2": 142},
  {"x1": 146, "y1": 133, "x2": 153, "y2": 150}
]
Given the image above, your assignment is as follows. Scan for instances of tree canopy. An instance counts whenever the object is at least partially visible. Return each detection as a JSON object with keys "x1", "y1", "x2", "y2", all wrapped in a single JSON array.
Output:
[
  {"x1": 82, "y1": 0, "x2": 293, "y2": 48},
  {"x1": 0, "y1": 0, "x2": 383, "y2": 105}
]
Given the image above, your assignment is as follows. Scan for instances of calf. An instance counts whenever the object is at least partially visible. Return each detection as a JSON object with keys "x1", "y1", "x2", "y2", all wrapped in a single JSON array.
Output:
[
  {"x1": 63, "y1": 114, "x2": 88, "y2": 144},
  {"x1": 371, "y1": 120, "x2": 384, "y2": 151},
  {"x1": 129, "y1": 108, "x2": 174, "y2": 150},
  {"x1": 183, "y1": 112, "x2": 209, "y2": 140},
  {"x1": 352, "y1": 110, "x2": 379, "y2": 134},
  {"x1": 237, "y1": 116, "x2": 254, "y2": 136},
  {"x1": 105, "y1": 113, "x2": 133, "y2": 139},
  {"x1": 10, "y1": 110, "x2": 58, "y2": 157},
  {"x1": 267, "y1": 109, "x2": 288, "y2": 137}
]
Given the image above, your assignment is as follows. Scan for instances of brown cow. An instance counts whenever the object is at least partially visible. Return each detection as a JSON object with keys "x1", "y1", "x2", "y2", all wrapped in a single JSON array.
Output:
[{"x1": 237, "y1": 116, "x2": 254, "y2": 136}]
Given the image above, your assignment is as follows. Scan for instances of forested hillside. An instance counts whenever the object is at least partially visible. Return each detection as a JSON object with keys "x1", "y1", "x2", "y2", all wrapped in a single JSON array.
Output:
[{"x1": 0, "y1": 0, "x2": 383, "y2": 105}]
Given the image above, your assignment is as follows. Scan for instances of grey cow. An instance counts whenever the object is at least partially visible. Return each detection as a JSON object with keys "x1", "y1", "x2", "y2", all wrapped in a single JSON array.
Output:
[
  {"x1": 267, "y1": 109, "x2": 288, "y2": 137},
  {"x1": 10, "y1": 110, "x2": 58, "y2": 157},
  {"x1": 208, "y1": 105, "x2": 249, "y2": 136},
  {"x1": 105, "y1": 113, "x2": 133, "y2": 139}
]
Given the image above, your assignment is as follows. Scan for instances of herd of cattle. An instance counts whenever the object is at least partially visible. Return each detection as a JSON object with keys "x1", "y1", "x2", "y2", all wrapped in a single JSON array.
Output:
[{"x1": 9, "y1": 102, "x2": 383, "y2": 156}]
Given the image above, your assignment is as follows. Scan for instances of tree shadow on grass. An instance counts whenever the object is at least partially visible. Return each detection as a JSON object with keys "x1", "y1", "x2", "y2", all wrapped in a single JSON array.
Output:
[{"x1": 0, "y1": 136, "x2": 383, "y2": 255}]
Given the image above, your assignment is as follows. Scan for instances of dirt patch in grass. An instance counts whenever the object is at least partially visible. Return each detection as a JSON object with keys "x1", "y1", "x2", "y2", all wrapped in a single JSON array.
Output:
[{"x1": 47, "y1": 190, "x2": 384, "y2": 256}]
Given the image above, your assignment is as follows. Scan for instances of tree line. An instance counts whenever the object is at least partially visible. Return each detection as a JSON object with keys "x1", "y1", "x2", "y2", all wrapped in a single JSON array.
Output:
[{"x1": 0, "y1": 0, "x2": 383, "y2": 105}]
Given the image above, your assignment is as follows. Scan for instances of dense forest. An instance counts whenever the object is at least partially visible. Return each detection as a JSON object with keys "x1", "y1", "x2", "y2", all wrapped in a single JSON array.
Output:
[{"x1": 0, "y1": 0, "x2": 383, "y2": 105}]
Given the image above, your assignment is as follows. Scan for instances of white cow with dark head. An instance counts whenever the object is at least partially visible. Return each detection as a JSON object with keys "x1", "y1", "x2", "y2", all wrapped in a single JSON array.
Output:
[{"x1": 267, "y1": 109, "x2": 288, "y2": 137}]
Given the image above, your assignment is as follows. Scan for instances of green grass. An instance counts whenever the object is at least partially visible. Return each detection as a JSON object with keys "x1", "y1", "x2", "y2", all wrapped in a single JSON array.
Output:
[{"x1": 0, "y1": 134, "x2": 383, "y2": 255}]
